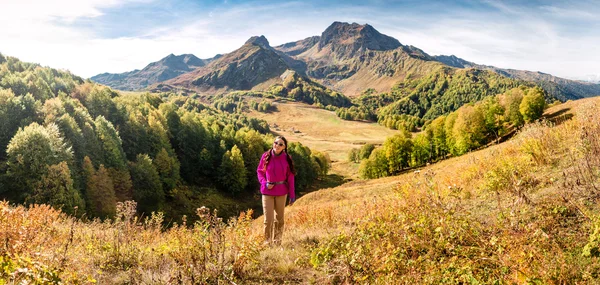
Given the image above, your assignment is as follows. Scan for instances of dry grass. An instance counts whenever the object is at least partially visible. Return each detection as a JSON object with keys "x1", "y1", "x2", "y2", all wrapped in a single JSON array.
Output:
[
  {"x1": 249, "y1": 101, "x2": 400, "y2": 179},
  {"x1": 273, "y1": 97, "x2": 600, "y2": 283},
  {"x1": 3, "y1": 97, "x2": 600, "y2": 284}
]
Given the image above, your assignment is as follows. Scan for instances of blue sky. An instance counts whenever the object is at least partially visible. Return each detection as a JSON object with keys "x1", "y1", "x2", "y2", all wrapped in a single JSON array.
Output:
[{"x1": 2, "y1": 0, "x2": 599, "y2": 80}]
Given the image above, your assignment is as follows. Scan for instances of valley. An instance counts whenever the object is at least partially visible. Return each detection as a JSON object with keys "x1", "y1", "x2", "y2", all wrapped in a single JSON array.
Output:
[{"x1": 248, "y1": 100, "x2": 400, "y2": 179}]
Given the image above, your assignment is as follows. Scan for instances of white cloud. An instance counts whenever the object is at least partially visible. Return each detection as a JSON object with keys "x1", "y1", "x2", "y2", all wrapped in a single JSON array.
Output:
[
  {"x1": 379, "y1": 3, "x2": 599, "y2": 78},
  {"x1": 540, "y1": 5, "x2": 598, "y2": 20},
  {"x1": 1, "y1": 0, "x2": 598, "y2": 79},
  {"x1": 0, "y1": 0, "x2": 159, "y2": 76},
  {"x1": 2, "y1": 0, "x2": 135, "y2": 22}
]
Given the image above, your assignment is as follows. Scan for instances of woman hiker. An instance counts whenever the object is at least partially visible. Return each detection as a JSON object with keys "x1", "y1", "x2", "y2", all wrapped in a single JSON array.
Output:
[{"x1": 257, "y1": 136, "x2": 296, "y2": 245}]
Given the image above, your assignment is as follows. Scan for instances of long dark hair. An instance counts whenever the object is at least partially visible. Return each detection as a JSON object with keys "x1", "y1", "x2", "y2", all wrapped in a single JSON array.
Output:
[{"x1": 263, "y1": 136, "x2": 297, "y2": 175}]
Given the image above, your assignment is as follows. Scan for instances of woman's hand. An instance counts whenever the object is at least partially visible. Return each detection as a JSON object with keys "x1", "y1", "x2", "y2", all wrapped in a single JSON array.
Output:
[{"x1": 267, "y1": 182, "x2": 275, "y2": 190}]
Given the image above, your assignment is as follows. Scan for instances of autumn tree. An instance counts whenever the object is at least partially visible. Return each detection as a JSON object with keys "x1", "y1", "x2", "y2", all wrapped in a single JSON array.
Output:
[
  {"x1": 312, "y1": 151, "x2": 331, "y2": 176},
  {"x1": 95, "y1": 115, "x2": 132, "y2": 200},
  {"x1": 153, "y1": 148, "x2": 181, "y2": 193},
  {"x1": 500, "y1": 88, "x2": 525, "y2": 127},
  {"x1": 0, "y1": 90, "x2": 41, "y2": 161},
  {"x1": 425, "y1": 115, "x2": 447, "y2": 160},
  {"x1": 383, "y1": 134, "x2": 413, "y2": 174},
  {"x1": 359, "y1": 144, "x2": 376, "y2": 161},
  {"x1": 130, "y1": 154, "x2": 164, "y2": 214},
  {"x1": 218, "y1": 145, "x2": 247, "y2": 195},
  {"x1": 287, "y1": 142, "x2": 318, "y2": 192},
  {"x1": 6, "y1": 123, "x2": 73, "y2": 202},
  {"x1": 158, "y1": 102, "x2": 181, "y2": 145},
  {"x1": 31, "y1": 161, "x2": 85, "y2": 215},
  {"x1": 234, "y1": 128, "x2": 268, "y2": 192},
  {"x1": 411, "y1": 133, "x2": 431, "y2": 167},
  {"x1": 83, "y1": 85, "x2": 123, "y2": 126},
  {"x1": 359, "y1": 148, "x2": 389, "y2": 179},
  {"x1": 177, "y1": 112, "x2": 214, "y2": 184},
  {"x1": 451, "y1": 105, "x2": 486, "y2": 155},
  {"x1": 82, "y1": 157, "x2": 116, "y2": 218},
  {"x1": 520, "y1": 87, "x2": 546, "y2": 123}
]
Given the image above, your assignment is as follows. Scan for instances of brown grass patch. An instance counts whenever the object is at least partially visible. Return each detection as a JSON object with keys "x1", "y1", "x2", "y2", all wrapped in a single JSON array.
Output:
[{"x1": 249, "y1": 101, "x2": 400, "y2": 178}]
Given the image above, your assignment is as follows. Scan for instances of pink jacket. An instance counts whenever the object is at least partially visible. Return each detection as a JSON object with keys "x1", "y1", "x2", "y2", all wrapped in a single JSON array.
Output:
[{"x1": 257, "y1": 150, "x2": 295, "y2": 200}]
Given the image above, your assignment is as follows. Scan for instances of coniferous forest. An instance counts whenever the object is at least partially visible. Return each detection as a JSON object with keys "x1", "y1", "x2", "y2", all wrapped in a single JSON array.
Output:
[{"x1": 0, "y1": 53, "x2": 329, "y2": 221}]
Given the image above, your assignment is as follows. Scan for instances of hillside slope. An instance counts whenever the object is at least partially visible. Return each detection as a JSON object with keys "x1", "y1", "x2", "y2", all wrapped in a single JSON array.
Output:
[
  {"x1": 248, "y1": 100, "x2": 400, "y2": 178},
  {"x1": 3, "y1": 97, "x2": 600, "y2": 283},
  {"x1": 163, "y1": 36, "x2": 294, "y2": 94},
  {"x1": 280, "y1": 96, "x2": 600, "y2": 283}
]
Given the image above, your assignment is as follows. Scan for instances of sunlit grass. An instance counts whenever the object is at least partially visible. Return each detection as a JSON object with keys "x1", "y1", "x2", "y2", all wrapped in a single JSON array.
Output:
[{"x1": 3, "y1": 97, "x2": 600, "y2": 283}]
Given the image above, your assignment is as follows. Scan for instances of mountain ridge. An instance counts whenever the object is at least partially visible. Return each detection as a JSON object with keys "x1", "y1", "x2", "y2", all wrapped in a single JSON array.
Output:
[
  {"x1": 274, "y1": 22, "x2": 439, "y2": 96},
  {"x1": 90, "y1": 53, "x2": 214, "y2": 91},
  {"x1": 161, "y1": 35, "x2": 291, "y2": 93},
  {"x1": 433, "y1": 54, "x2": 600, "y2": 100},
  {"x1": 92, "y1": 21, "x2": 600, "y2": 101}
]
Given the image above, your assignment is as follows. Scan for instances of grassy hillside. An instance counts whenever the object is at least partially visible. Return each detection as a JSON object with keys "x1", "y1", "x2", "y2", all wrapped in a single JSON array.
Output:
[
  {"x1": 3, "y1": 96, "x2": 600, "y2": 283},
  {"x1": 248, "y1": 100, "x2": 401, "y2": 179}
]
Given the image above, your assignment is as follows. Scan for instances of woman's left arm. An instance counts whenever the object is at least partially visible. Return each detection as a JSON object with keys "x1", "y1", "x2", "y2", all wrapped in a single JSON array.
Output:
[{"x1": 287, "y1": 169, "x2": 295, "y2": 203}]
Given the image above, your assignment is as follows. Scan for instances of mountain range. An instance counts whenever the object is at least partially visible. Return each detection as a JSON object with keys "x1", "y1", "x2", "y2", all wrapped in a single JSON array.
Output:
[
  {"x1": 433, "y1": 55, "x2": 600, "y2": 101},
  {"x1": 91, "y1": 22, "x2": 600, "y2": 101},
  {"x1": 91, "y1": 53, "x2": 219, "y2": 91}
]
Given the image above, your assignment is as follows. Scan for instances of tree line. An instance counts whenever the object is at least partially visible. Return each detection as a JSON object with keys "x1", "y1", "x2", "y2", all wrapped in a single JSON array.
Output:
[
  {"x1": 356, "y1": 86, "x2": 546, "y2": 178},
  {"x1": 334, "y1": 67, "x2": 554, "y2": 130},
  {"x1": 0, "y1": 54, "x2": 330, "y2": 220},
  {"x1": 268, "y1": 71, "x2": 352, "y2": 108}
]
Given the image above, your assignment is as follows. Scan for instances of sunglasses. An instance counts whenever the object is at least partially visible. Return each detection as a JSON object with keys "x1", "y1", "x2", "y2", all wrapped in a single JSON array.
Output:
[{"x1": 273, "y1": 141, "x2": 285, "y2": 147}]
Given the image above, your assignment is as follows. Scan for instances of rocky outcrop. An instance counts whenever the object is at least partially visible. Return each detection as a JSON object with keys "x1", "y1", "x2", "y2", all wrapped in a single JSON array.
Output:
[{"x1": 317, "y1": 22, "x2": 402, "y2": 58}]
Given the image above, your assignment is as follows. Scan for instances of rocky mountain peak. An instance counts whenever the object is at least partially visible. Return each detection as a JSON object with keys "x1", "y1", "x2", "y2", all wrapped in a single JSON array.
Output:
[
  {"x1": 318, "y1": 21, "x2": 402, "y2": 53},
  {"x1": 245, "y1": 35, "x2": 271, "y2": 49},
  {"x1": 154, "y1": 53, "x2": 204, "y2": 70}
]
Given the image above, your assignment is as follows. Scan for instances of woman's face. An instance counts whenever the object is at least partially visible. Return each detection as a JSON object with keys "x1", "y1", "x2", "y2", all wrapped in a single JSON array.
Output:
[{"x1": 273, "y1": 139, "x2": 286, "y2": 154}]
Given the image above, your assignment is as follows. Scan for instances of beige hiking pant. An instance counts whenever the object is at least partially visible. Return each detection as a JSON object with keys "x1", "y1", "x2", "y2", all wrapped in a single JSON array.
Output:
[{"x1": 262, "y1": 194, "x2": 287, "y2": 244}]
